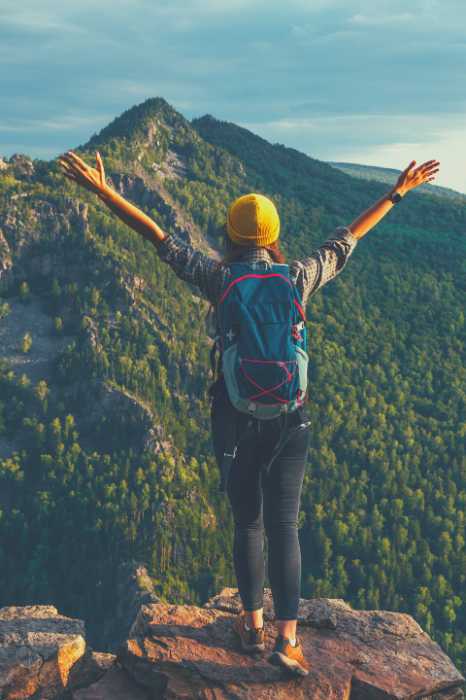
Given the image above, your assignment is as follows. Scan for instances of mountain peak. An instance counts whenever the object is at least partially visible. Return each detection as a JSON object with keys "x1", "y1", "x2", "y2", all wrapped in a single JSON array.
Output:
[
  {"x1": 192, "y1": 112, "x2": 271, "y2": 148},
  {"x1": 83, "y1": 97, "x2": 189, "y2": 149}
]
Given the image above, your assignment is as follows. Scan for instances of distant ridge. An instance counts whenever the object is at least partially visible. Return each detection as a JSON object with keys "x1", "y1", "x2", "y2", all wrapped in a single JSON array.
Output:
[{"x1": 326, "y1": 160, "x2": 466, "y2": 202}]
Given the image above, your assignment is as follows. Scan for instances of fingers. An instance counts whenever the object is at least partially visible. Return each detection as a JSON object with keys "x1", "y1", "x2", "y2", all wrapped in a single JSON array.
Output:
[
  {"x1": 58, "y1": 155, "x2": 74, "y2": 169},
  {"x1": 65, "y1": 150, "x2": 89, "y2": 168},
  {"x1": 404, "y1": 159, "x2": 440, "y2": 186},
  {"x1": 59, "y1": 153, "x2": 89, "y2": 178},
  {"x1": 404, "y1": 160, "x2": 416, "y2": 173},
  {"x1": 59, "y1": 167, "x2": 79, "y2": 184},
  {"x1": 63, "y1": 151, "x2": 95, "y2": 179},
  {"x1": 64, "y1": 152, "x2": 88, "y2": 170},
  {"x1": 422, "y1": 161, "x2": 440, "y2": 175},
  {"x1": 417, "y1": 161, "x2": 440, "y2": 184},
  {"x1": 57, "y1": 156, "x2": 89, "y2": 189},
  {"x1": 96, "y1": 150, "x2": 105, "y2": 178},
  {"x1": 57, "y1": 157, "x2": 78, "y2": 178},
  {"x1": 418, "y1": 159, "x2": 440, "y2": 171}
]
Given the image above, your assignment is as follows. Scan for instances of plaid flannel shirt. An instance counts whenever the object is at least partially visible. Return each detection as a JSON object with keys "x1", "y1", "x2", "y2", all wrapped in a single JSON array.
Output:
[{"x1": 154, "y1": 225, "x2": 359, "y2": 319}]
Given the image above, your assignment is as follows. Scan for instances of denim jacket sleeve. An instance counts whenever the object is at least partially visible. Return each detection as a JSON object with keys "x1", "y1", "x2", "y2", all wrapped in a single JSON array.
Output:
[
  {"x1": 154, "y1": 232, "x2": 225, "y2": 306},
  {"x1": 291, "y1": 225, "x2": 359, "y2": 307}
]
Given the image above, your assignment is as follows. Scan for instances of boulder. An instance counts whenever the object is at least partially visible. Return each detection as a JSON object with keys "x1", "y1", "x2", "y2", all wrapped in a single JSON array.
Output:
[
  {"x1": 67, "y1": 650, "x2": 117, "y2": 693},
  {"x1": 116, "y1": 587, "x2": 465, "y2": 699},
  {"x1": 1, "y1": 590, "x2": 464, "y2": 699},
  {"x1": 71, "y1": 663, "x2": 150, "y2": 699},
  {"x1": 0, "y1": 605, "x2": 86, "y2": 699}
]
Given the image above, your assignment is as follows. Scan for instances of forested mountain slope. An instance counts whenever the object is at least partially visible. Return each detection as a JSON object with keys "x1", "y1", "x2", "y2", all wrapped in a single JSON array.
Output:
[{"x1": 0, "y1": 97, "x2": 465, "y2": 672}]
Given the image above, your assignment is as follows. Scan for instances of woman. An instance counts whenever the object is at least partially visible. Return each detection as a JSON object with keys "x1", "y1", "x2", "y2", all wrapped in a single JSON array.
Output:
[{"x1": 58, "y1": 150, "x2": 439, "y2": 676}]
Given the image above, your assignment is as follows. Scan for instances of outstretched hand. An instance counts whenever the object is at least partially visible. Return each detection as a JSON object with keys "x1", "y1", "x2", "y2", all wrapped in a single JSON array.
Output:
[
  {"x1": 394, "y1": 159, "x2": 440, "y2": 196},
  {"x1": 57, "y1": 150, "x2": 110, "y2": 197}
]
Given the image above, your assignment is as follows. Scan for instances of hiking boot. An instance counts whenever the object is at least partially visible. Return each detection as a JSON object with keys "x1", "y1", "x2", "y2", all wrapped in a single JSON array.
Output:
[
  {"x1": 233, "y1": 610, "x2": 265, "y2": 653},
  {"x1": 267, "y1": 633, "x2": 310, "y2": 676}
]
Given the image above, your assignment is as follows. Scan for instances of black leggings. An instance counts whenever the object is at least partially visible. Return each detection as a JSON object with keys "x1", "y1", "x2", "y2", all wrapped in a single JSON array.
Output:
[{"x1": 210, "y1": 378, "x2": 311, "y2": 620}]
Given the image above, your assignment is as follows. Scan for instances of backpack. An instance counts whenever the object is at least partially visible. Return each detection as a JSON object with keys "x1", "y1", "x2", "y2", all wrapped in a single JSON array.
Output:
[
  {"x1": 208, "y1": 260, "x2": 311, "y2": 492},
  {"x1": 211, "y1": 260, "x2": 309, "y2": 417}
]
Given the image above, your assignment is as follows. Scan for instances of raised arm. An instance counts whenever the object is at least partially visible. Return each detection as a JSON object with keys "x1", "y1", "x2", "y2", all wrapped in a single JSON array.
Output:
[
  {"x1": 292, "y1": 225, "x2": 359, "y2": 307},
  {"x1": 57, "y1": 149, "x2": 225, "y2": 304},
  {"x1": 348, "y1": 159, "x2": 440, "y2": 239},
  {"x1": 58, "y1": 150, "x2": 167, "y2": 247},
  {"x1": 293, "y1": 158, "x2": 440, "y2": 306}
]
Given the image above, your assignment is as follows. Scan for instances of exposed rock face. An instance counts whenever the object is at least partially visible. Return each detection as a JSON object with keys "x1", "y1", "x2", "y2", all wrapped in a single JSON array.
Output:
[
  {"x1": 8, "y1": 154, "x2": 35, "y2": 179},
  {"x1": 74, "y1": 379, "x2": 168, "y2": 455},
  {"x1": 0, "y1": 588, "x2": 464, "y2": 699},
  {"x1": 0, "y1": 197, "x2": 89, "y2": 293},
  {"x1": 110, "y1": 171, "x2": 218, "y2": 255},
  {"x1": 97, "y1": 560, "x2": 161, "y2": 654},
  {"x1": 117, "y1": 587, "x2": 465, "y2": 699},
  {"x1": 66, "y1": 650, "x2": 116, "y2": 694},
  {"x1": 0, "y1": 228, "x2": 12, "y2": 284},
  {"x1": 0, "y1": 605, "x2": 86, "y2": 699},
  {"x1": 154, "y1": 147, "x2": 188, "y2": 180},
  {"x1": 0, "y1": 297, "x2": 74, "y2": 383},
  {"x1": 71, "y1": 664, "x2": 150, "y2": 699}
]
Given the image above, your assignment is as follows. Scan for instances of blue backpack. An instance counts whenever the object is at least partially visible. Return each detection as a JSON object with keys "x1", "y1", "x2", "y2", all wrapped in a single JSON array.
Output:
[{"x1": 213, "y1": 260, "x2": 309, "y2": 419}]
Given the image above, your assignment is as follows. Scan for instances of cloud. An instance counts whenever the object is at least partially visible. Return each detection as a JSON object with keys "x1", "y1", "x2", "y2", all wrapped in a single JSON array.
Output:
[
  {"x1": 0, "y1": 10, "x2": 86, "y2": 34},
  {"x1": 240, "y1": 113, "x2": 465, "y2": 145},
  {"x1": 0, "y1": 0, "x2": 465, "y2": 194},
  {"x1": 0, "y1": 114, "x2": 112, "y2": 133},
  {"x1": 348, "y1": 12, "x2": 415, "y2": 26}
]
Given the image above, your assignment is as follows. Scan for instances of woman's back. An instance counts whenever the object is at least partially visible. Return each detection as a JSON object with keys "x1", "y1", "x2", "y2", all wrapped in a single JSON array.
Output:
[{"x1": 154, "y1": 224, "x2": 359, "y2": 310}]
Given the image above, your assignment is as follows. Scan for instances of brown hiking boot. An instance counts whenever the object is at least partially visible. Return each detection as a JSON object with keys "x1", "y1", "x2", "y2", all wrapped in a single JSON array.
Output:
[
  {"x1": 233, "y1": 610, "x2": 265, "y2": 653},
  {"x1": 267, "y1": 633, "x2": 310, "y2": 676}
]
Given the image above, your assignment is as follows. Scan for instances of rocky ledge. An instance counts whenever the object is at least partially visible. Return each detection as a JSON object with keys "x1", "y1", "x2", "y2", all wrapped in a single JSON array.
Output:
[{"x1": 0, "y1": 588, "x2": 464, "y2": 699}]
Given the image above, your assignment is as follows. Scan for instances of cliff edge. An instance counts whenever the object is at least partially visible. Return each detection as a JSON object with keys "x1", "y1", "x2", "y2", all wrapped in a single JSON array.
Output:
[{"x1": 0, "y1": 587, "x2": 464, "y2": 699}]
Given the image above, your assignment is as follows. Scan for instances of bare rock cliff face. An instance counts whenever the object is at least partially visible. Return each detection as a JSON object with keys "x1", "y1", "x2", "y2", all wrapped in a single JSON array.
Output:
[
  {"x1": 0, "y1": 228, "x2": 12, "y2": 285},
  {"x1": 0, "y1": 197, "x2": 89, "y2": 293},
  {"x1": 1, "y1": 587, "x2": 464, "y2": 699},
  {"x1": 97, "y1": 560, "x2": 161, "y2": 655},
  {"x1": 110, "y1": 172, "x2": 219, "y2": 257}
]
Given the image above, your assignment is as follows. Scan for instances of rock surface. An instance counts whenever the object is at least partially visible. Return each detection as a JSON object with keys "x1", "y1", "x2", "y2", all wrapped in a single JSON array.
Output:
[
  {"x1": 0, "y1": 228, "x2": 12, "y2": 284},
  {"x1": 97, "y1": 560, "x2": 161, "y2": 654},
  {"x1": 118, "y1": 587, "x2": 465, "y2": 700},
  {"x1": 71, "y1": 664, "x2": 150, "y2": 699},
  {"x1": 67, "y1": 650, "x2": 116, "y2": 694},
  {"x1": 1, "y1": 589, "x2": 464, "y2": 699},
  {"x1": 0, "y1": 605, "x2": 86, "y2": 700}
]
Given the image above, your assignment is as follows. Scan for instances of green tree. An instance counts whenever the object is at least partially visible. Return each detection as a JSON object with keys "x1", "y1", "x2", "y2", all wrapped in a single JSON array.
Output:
[{"x1": 21, "y1": 332, "x2": 32, "y2": 353}]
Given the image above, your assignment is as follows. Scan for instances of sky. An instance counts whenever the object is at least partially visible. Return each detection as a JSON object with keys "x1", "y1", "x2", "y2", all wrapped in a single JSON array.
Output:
[{"x1": 1, "y1": 0, "x2": 465, "y2": 194}]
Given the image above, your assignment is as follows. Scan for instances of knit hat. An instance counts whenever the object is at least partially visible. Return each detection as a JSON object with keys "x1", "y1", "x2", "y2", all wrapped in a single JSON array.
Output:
[{"x1": 226, "y1": 193, "x2": 280, "y2": 246}]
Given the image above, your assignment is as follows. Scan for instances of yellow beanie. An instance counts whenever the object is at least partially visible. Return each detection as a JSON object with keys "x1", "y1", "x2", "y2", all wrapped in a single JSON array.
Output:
[{"x1": 226, "y1": 193, "x2": 280, "y2": 246}]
